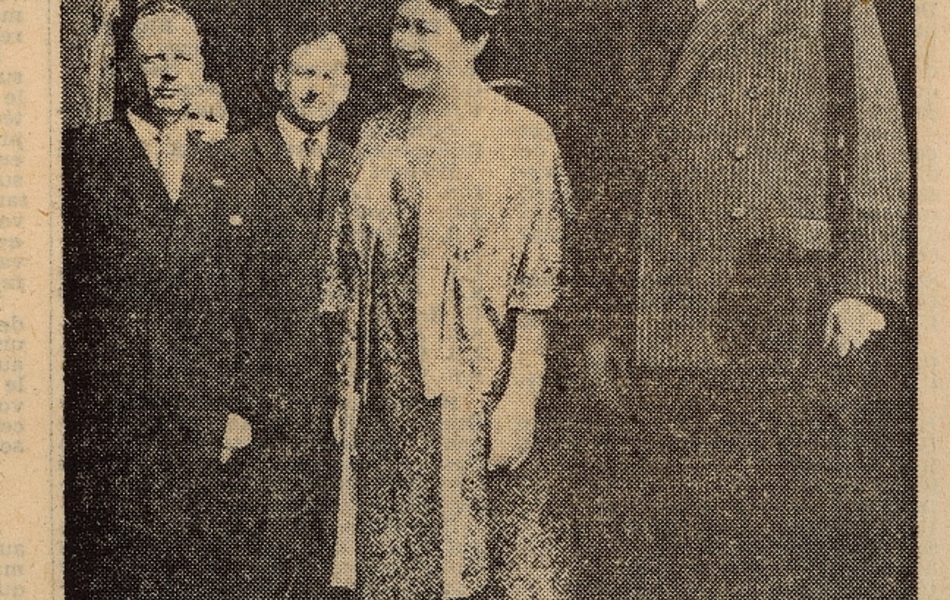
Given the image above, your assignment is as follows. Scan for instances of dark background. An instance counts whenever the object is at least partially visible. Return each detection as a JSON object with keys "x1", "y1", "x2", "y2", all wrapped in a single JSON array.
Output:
[{"x1": 61, "y1": 1, "x2": 917, "y2": 597}]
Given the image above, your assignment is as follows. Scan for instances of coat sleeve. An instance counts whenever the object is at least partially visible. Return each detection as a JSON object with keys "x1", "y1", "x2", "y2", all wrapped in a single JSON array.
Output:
[{"x1": 837, "y1": 1, "x2": 910, "y2": 306}]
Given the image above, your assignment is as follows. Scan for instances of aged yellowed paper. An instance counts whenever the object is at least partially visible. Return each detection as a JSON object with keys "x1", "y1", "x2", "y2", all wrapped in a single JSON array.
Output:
[{"x1": 0, "y1": 0, "x2": 61, "y2": 598}]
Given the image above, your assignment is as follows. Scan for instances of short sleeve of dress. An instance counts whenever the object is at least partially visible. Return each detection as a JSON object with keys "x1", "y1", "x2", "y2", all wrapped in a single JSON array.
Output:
[{"x1": 507, "y1": 122, "x2": 571, "y2": 312}]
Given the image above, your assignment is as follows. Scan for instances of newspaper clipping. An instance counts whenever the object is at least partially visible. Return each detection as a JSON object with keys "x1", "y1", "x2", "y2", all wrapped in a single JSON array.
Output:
[{"x1": 2, "y1": 0, "x2": 949, "y2": 598}]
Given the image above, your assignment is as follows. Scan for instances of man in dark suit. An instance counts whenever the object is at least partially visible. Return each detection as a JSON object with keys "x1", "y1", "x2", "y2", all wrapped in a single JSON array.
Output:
[
  {"x1": 607, "y1": 0, "x2": 910, "y2": 371},
  {"x1": 63, "y1": 2, "x2": 242, "y2": 597},
  {"x1": 589, "y1": 1, "x2": 913, "y2": 595},
  {"x1": 195, "y1": 28, "x2": 355, "y2": 599}
]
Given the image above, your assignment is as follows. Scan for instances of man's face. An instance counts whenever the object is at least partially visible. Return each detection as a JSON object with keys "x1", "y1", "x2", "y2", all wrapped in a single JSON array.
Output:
[
  {"x1": 132, "y1": 14, "x2": 203, "y2": 114},
  {"x1": 276, "y1": 36, "x2": 351, "y2": 127},
  {"x1": 186, "y1": 83, "x2": 228, "y2": 142}
]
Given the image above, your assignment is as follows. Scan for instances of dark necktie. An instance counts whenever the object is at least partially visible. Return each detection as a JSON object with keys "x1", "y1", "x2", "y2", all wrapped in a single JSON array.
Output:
[
  {"x1": 651, "y1": 0, "x2": 701, "y2": 82},
  {"x1": 300, "y1": 135, "x2": 326, "y2": 224},
  {"x1": 674, "y1": 0, "x2": 701, "y2": 53},
  {"x1": 302, "y1": 135, "x2": 323, "y2": 189}
]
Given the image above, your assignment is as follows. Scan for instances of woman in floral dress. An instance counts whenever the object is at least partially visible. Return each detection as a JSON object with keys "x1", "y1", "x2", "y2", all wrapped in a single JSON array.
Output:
[{"x1": 341, "y1": 0, "x2": 572, "y2": 598}]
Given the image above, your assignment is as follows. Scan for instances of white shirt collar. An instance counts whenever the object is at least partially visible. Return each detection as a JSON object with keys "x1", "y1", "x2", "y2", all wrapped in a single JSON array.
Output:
[
  {"x1": 126, "y1": 109, "x2": 188, "y2": 162},
  {"x1": 127, "y1": 108, "x2": 165, "y2": 167},
  {"x1": 276, "y1": 112, "x2": 329, "y2": 173},
  {"x1": 126, "y1": 109, "x2": 188, "y2": 202}
]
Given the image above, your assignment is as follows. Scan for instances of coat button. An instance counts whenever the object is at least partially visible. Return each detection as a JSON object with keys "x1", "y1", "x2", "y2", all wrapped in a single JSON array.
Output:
[
  {"x1": 734, "y1": 142, "x2": 748, "y2": 160},
  {"x1": 730, "y1": 206, "x2": 748, "y2": 220}
]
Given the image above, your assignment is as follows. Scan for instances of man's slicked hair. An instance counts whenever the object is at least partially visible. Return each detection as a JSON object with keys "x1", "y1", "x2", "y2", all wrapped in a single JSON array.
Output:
[
  {"x1": 274, "y1": 25, "x2": 349, "y2": 71},
  {"x1": 132, "y1": 0, "x2": 202, "y2": 49},
  {"x1": 135, "y1": 0, "x2": 197, "y2": 26}
]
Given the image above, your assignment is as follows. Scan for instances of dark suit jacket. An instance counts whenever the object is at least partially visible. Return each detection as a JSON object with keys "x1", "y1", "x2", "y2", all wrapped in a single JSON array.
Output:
[
  {"x1": 625, "y1": 0, "x2": 910, "y2": 369},
  {"x1": 198, "y1": 119, "x2": 355, "y2": 459},
  {"x1": 63, "y1": 115, "x2": 243, "y2": 596},
  {"x1": 64, "y1": 115, "x2": 234, "y2": 446},
  {"x1": 187, "y1": 119, "x2": 355, "y2": 591}
]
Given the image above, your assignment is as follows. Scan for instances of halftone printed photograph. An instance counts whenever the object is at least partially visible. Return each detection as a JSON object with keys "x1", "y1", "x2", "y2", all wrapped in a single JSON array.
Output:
[{"x1": 60, "y1": 1, "x2": 916, "y2": 598}]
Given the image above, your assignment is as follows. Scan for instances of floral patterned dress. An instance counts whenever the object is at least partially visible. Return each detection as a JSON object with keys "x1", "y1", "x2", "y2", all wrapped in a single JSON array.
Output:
[{"x1": 346, "y1": 87, "x2": 573, "y2": 600}]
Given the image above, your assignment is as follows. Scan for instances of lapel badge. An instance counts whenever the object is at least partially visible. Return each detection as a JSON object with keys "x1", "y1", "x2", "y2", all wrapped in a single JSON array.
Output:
[{"x1": 229, "y1": 214, "x2": 243, "y2": 227}]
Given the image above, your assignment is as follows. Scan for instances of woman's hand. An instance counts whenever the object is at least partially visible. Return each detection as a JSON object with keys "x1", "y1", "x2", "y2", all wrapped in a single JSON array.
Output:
[
  {"x1": 220, "y1": 412, "x2": 252, "y2": 463},
  {"x1": 488, "y1": 311, "x2": 546, "y2": 471},
  {"x1": 823, "y1": 297, "x2": 886, "y2": 357},
  {"x1": 488, "y1": 392, "x2": 536, "y2": 470}
]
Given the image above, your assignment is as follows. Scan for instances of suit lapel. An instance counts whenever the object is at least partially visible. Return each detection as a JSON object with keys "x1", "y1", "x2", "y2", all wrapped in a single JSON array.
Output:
[
  {"x1": 662, "y1": 0, "x2": 767, "y2": 105},
  {"x1": 252, "y1": 120, "x2": 304, "y2": 213},
  {"x1": 313, "y1": 135, "x2": 352, "y2": 305},
  {"x1": 117, "y1": 117, "x2": 174, "y2": 221},
  {"x1": 178, "y1": 136, "x2": 204, "y2": 213},
  {"x1": 175, "y1": 136, "x2": 215, "y2": 233},
  {"x1": 321, "y1": 136, "x2": 349, "y2": 222}
]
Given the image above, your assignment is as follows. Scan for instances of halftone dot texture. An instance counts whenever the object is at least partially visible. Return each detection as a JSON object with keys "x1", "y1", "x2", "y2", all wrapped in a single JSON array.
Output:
[{"x1": 62, "y1": 0, "x2": 915, "y2": 598}]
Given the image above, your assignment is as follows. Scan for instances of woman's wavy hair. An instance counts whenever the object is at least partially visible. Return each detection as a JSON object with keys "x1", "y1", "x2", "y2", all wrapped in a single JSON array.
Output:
[{"x1": 426, "y1": 0, "x2": 494, "y2": 43}]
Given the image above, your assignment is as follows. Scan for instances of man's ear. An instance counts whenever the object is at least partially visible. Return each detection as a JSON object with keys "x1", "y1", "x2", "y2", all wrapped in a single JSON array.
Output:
[
  {"x1": 340, "y1": 72, "x2": 352, "y2": 103},
  {"x1": 273, "y1": 64, "x2": 288, "y2": 93}
]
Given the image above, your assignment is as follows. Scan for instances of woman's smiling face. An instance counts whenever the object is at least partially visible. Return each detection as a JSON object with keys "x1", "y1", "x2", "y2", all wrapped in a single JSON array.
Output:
[{"x1": 391, "y1": 0, "x2": 476, "y2": 92}]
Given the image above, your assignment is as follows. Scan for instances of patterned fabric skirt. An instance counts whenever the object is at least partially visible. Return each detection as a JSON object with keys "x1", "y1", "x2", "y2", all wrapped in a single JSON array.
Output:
[{"x1": 353, "y1": 382, "x2": 574, "y2": 600}]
